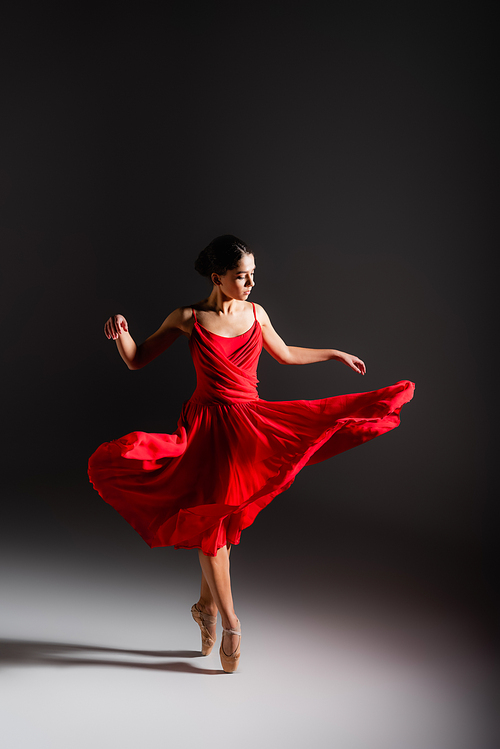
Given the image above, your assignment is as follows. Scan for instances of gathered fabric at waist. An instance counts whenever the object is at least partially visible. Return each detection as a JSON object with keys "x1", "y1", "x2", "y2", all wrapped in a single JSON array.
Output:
[{"x1": 187, "y1": 389, "x2": 259, "y2": 407}]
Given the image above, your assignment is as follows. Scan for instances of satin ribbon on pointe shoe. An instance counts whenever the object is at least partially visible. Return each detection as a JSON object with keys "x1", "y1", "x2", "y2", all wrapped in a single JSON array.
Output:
[
  {"x1": 191, "y1": 603, "x2": 217, "y2": 656},
  {"x1": 220, "y1": 625, "x2": 241, "y2": 673}
]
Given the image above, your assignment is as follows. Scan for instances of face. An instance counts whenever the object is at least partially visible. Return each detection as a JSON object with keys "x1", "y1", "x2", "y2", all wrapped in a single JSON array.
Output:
[{"x1": 214, "y1": 254, "x2": 256, "y2": 300}]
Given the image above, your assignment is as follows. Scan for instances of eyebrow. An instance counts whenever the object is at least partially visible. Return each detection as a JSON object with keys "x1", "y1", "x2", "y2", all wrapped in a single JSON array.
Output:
[{"x1": 235, "y1": 267, "x2": 256, "y2": 273}]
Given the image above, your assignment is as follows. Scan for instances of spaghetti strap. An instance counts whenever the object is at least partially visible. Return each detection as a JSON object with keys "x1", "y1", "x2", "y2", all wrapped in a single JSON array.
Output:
[
  {"x1": 251, "y1": 302, "x2": 257, "y2": 321},
  {"x1": 192, "y1": 308, "x2": 197, "y2": 322}
]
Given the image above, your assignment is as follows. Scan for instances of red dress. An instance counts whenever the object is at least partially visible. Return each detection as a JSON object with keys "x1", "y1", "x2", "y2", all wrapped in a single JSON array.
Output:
[{"x1": 88, "y1": 305, "x2": 415, "y2": 556}]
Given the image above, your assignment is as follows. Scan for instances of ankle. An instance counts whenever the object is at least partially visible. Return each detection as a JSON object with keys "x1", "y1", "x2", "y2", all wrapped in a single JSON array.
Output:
[
  {"x1": 222, "y1": 615, "x2": 240, "y2": 632},
  {"x1": 197, "y1": 599, "x2": 218, "y2": 617}
]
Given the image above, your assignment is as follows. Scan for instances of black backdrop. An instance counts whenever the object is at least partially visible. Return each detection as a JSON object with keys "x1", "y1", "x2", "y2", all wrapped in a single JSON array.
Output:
[{"x1": 1, "y1": 3, "x2": 496, "y2": 617}]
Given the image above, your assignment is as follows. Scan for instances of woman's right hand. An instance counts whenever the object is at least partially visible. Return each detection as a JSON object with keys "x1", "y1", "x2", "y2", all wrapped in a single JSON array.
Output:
[{"x1": 104, "y1": 314, "x2": 129, "y2": 340}]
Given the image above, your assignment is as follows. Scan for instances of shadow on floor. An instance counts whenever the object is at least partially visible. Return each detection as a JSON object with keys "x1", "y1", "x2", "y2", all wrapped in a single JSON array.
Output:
[{"x1": 0, "y1": 638, "x2": 225, "y2": 675}]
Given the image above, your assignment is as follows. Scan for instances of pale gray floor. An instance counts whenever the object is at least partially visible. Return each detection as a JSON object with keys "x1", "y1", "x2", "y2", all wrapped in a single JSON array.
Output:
[{"x1": 1, "y1": 538, "x2": 496, "y2": 749}]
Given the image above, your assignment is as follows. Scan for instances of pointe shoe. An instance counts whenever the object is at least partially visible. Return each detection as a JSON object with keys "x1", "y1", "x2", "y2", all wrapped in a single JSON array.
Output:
[
  {"x1": 191, "y1": 604, "x2": 217, "y2": 655},
  {"x1": 220, "y1": 624, "x2": 241, "y2": 673}
]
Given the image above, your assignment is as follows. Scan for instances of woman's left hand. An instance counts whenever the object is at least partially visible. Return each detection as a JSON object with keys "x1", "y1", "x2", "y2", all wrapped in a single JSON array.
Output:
[{"x1": 338, "y1": 352, "x2": 366, "y2": 375}]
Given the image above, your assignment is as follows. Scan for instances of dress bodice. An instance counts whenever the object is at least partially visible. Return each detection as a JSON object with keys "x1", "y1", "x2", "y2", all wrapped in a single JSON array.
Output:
[{"x1": 188, "y1": 306, "x2": 263, "y2": 405}]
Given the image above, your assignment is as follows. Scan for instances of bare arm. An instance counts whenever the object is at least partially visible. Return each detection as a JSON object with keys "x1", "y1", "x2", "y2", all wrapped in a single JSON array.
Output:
[
  {"x1": 255, "y1": 304, "x2": 366, "y2": 374},
  {"x1": 104, "y1": 308, "x2": 192, "y2": 370}
]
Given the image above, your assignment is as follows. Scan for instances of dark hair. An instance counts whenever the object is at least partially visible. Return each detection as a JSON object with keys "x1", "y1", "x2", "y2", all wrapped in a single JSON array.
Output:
[{"x1": 195, "y1": 235, "x2": 253, "y2": 279}]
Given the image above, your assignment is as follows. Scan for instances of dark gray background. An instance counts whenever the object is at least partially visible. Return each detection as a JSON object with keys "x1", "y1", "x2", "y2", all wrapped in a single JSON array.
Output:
[{"x1": 1, "y1": 2, "x2": 496, "y2": 629}]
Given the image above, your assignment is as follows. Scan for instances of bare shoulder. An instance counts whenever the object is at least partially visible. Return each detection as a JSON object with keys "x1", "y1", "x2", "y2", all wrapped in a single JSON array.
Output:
[
  {"x1": 159, "y1": 306, "x2": 195, "y2": 336},
  {"x1": 174, "y1": 306, "x2": 196, "y2": 323},
  {"x1": 253, "y1": 302, "x2": 271, "y2": 325}
]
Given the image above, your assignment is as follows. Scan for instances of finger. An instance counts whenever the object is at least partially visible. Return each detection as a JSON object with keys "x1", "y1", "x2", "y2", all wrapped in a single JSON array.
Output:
[{"x1": 355, "y1": 358, "x2": 366, "y2": 375}]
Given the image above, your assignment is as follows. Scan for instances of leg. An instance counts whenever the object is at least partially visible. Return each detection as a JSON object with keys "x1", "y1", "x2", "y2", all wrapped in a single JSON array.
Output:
[
  {"x1": 197, "y1": 545, "x2": 240, "y2": 660},
  {"x1": 196, "y1": 545, "x2": 232, "y2": 640},
  {"x1": 198, "y1": 570, "x2": 218, "y2": 617}
]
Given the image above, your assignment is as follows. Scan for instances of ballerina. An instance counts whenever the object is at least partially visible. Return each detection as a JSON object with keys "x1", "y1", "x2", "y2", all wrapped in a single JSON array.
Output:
[{"x1": 89, "y1": 234, "x2": 414, "y2": 673}]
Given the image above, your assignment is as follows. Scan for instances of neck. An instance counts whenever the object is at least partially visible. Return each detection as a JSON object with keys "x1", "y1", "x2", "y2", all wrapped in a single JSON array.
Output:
[{"x1": 206, "y1": 287, "x2": 241, "y2": 315}]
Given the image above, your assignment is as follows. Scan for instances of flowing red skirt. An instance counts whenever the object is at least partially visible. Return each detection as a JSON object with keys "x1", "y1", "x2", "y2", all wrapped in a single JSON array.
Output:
[{"x1": 88, "y1": 380, "x2": 415, "y2": 556}]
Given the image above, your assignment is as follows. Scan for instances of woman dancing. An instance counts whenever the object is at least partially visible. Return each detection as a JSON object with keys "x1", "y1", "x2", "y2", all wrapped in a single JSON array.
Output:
[{"x1": 89, "y1": 235, "x2": 414, "y2": 673}]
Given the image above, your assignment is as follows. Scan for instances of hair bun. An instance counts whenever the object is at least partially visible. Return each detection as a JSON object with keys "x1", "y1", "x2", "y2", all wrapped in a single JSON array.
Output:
[
  {"x1": 194, "y1": 248, "x2": 214, "y2": 278},
  {"x1": 194, "y1": 235, "x2": 252, "y2": 279}
]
